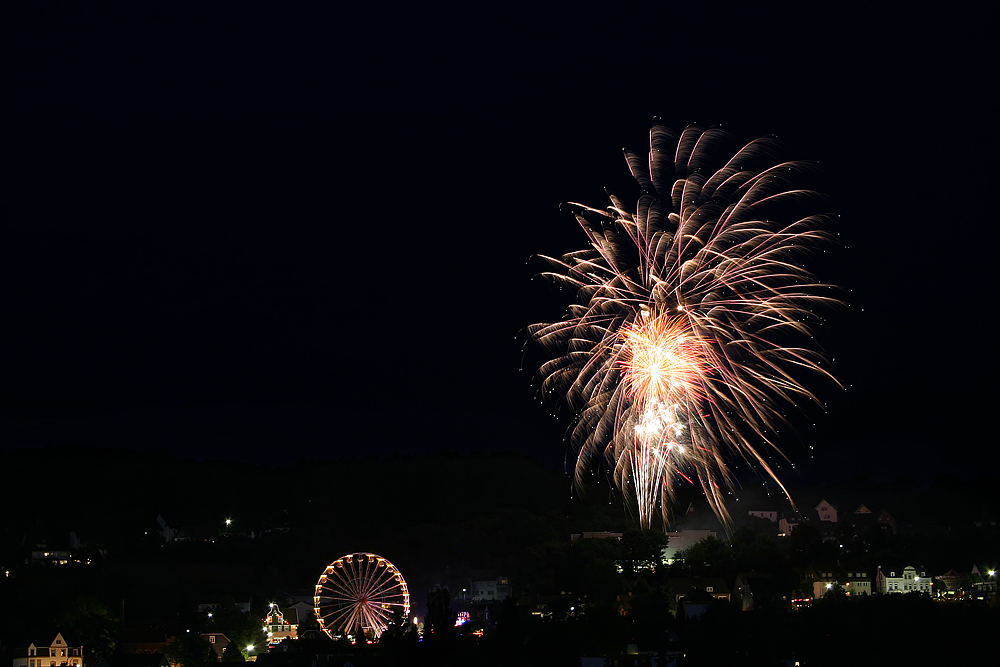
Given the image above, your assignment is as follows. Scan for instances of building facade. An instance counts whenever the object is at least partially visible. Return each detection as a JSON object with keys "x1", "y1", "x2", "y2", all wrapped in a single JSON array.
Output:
[
  {"x1": 12, "y1": 634, "x2": 83, "y2": 667},
  {"x1": 471, "y1": 576, "x2": 511, "y2": 602},
  {"x1": 803, "y1": 565, "x2": 872, "y2": 599},
  {"x1": 815, "y1": 500, "x2": 838, "y2": 523},
  {"x1": 876, "y1": 566, "x2": 931, "y2": 594}
]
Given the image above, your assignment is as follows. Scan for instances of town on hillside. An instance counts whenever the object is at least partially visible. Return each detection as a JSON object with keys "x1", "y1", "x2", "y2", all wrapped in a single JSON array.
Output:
[{"x1": 1, "y1": 450, "x2": 997, "y2": 665}]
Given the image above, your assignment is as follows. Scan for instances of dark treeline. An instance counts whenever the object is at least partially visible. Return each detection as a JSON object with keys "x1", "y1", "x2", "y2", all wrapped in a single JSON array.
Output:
[
  {"x1": 0, "y1": 448, "x2": 624, "y2": 630},
  {"x1": 1, "y1": 447, "x2": 996, "y2": 666}
]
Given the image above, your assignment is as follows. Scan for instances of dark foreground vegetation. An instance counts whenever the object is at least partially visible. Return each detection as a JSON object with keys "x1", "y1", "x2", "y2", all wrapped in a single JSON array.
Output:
[{"x1": 1, "y1": 447, "x2": 996, "y2": 666}]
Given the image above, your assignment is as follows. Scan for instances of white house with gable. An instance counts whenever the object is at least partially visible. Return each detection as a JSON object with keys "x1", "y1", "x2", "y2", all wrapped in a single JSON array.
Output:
[
  {"x1": 12, "y1": 634, "x2": 83, "y2": 667},
  {"x1": 877, "y1": 566, "x2": 931, "y2": 595}
]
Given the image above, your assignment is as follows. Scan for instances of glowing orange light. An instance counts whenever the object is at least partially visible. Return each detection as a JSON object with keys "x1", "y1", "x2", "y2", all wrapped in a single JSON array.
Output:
[{"x1": 619, "y1": 314, "x2": 708, "y2": 404}]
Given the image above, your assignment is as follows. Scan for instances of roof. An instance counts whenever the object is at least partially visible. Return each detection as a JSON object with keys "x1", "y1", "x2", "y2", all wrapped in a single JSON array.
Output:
[
  {"x1": 879, "y1": 565, "x2": 922, "y2": 576},
  {"x1": 679, "y1": 588, "x2": 716, "y2": 604},
  {"x1": 668, "y1": 577, "x2": 731, "y2": 596},
  {"x1": 19, "y1": 632, "x2": 83, "y2": 650},
  {"x1": 804, "y1": 563, "x2": 872, "y2": 580},
  {"x1": 668, "y1": 501, "x2": 727, "y2": 532},
  {"x1": 736, "y1": 574, "x2": 790, "y2": 597}
]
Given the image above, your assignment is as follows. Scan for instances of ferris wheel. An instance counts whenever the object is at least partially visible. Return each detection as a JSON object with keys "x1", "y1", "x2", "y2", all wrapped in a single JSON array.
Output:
[{"x1": 313, "y1": 552, "x2": 411, "y2": 639}]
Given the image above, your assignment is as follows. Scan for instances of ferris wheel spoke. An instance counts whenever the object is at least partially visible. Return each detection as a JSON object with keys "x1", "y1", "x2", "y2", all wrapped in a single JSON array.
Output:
[
  {"x1": 368, "y1": 604, "x2": 394, "y2": 628},
  {"x1": 322, "y1": 577, "x2": 364, "y2": 600},
  {"x1": 363, "y1": 601, "x2": 392, "y2": 628},
  {"x1": 360, "y1": 610, "x2": 383, "y2": 632},
  {"x1": 369, "y1": 570, "x2": 395, "y2": 593},
  {"x1": 352, "y1": 603, "x2": 371, "y2": 625},
  {"x1": 321, "y1": 605, "x2": 354, "y2": 629},
  {"x1": 355, "y1": 577, "x2": 380, "y2": 601}
]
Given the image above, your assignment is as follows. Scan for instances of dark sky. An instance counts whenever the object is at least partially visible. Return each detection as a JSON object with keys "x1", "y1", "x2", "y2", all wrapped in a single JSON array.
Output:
[{"x1": 4, "y1": 4, "x2": 994, "y2": 482}]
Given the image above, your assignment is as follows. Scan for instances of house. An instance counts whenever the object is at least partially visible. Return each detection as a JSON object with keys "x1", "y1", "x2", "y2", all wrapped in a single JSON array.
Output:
[
  {"x1": 285, "y1": 601, "x2": 315, "y2": 630},
  {"x1": 844, "y1": 505, "x2": 877, "y2": 530},
  {"x1": 29, "y1": 549, "x2": 73, "y2": 566},
  {"x1": 675, "y1": 588, "x2": 721, "y2": 619},
  {"x1": 570, "y1": 531, "x2": 623, "y2": 541},
  {"x1": 469, "y1": 576, "x2": 511, "y2": 603},
  {"x1": 841, "y1": 568, "x2": 873, "y2": 597},
  {"x1": 778, "y1": 514, "x2": 803, "y2": 537},
  {"x1": 518, "y1": 593, "x2": 583, "y2": 620},
  {"x1": 12, "y1": 634, "x2": 83, "y2": 667},
  {"x1": 934, "y1": 569, "x2": 964, "y2": 594},
  {"x1": 747, "y1": 510, "x2": 777, "y2": 523},
  {"x1": 667, "y1": 577, "x2": 731, "y2": 607},
  {"x1": 119, "y1": 629, "x2": 168, "y2": 654},
  {"x1": 198, "y1": 600, "x2": 252, "y2": 614},
  {"x1": 815, "y1": 500, "x2": 838, "y2": 523},
  {"x1": 199, "y1": 634, "x2": 231, "y2": 659},
  {"x1": 732, "y1": 573, "x2": 792, "y2": 612},
  {"x1": 970, "y1": 565, "x2": 997, "y2": 600},
  {"x1": 264, "y1": 604, "x2": 297, "y2": 645},
  {"x1": 876, "y1": 509, "x2": 896, "y2": 534},
  {"x1": 876, "y1": 566, "x2": 931, "y2": 595},
  {"x1": 801, "y1": 564, "x2": 872, "y2": 599},
  {"x1": 663, "y1": 530, "x2": 717, "y2": 563}
]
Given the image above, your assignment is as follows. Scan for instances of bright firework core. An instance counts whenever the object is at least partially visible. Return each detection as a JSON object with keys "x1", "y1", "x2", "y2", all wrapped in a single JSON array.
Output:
[
  {"x1": 620, "y1": 311, "x2": 708, "y2": 409},
  {"x1": 619, "y1": 311, "x2": 709, "y2": 528}
]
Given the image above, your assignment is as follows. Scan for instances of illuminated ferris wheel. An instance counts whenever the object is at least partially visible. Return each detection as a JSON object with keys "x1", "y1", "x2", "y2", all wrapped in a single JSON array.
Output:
[{"x1": 313, "y1": 553, "x2": 411, "y2": 639}]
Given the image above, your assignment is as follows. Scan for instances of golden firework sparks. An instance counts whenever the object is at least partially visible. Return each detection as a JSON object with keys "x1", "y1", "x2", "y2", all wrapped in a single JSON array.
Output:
[{"x1": 528, "y1": 123, "x2": 841, "y2": 528}]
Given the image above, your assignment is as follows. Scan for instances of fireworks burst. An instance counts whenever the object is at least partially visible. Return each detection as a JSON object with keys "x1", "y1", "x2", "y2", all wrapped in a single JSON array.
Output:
[{"x1": 527, "y1": 122, "x2": 840, "y2": 528}]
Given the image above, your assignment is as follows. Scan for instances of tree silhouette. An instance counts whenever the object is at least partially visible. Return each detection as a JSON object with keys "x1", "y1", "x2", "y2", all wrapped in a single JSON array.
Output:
[
  {"x1": 164, "y1": 633, "x2": 215, "y2": 667},
  {"x1": 424, "y1": 587, "x2": 455, "y2": 640},
  {"x1": 54, "y1": 596, "x2": 119, "y2": 662}
]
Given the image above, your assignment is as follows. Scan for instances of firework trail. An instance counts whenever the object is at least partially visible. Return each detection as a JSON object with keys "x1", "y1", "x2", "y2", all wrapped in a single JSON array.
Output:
[{"x1": 527, "y1": 122, "x2": 840, "y2": 528}]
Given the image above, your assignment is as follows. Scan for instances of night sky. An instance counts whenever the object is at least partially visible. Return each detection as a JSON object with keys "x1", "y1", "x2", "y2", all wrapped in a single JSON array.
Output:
[{"x1": 4, "y1": 4, "x2": 993, "y2": 483}]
